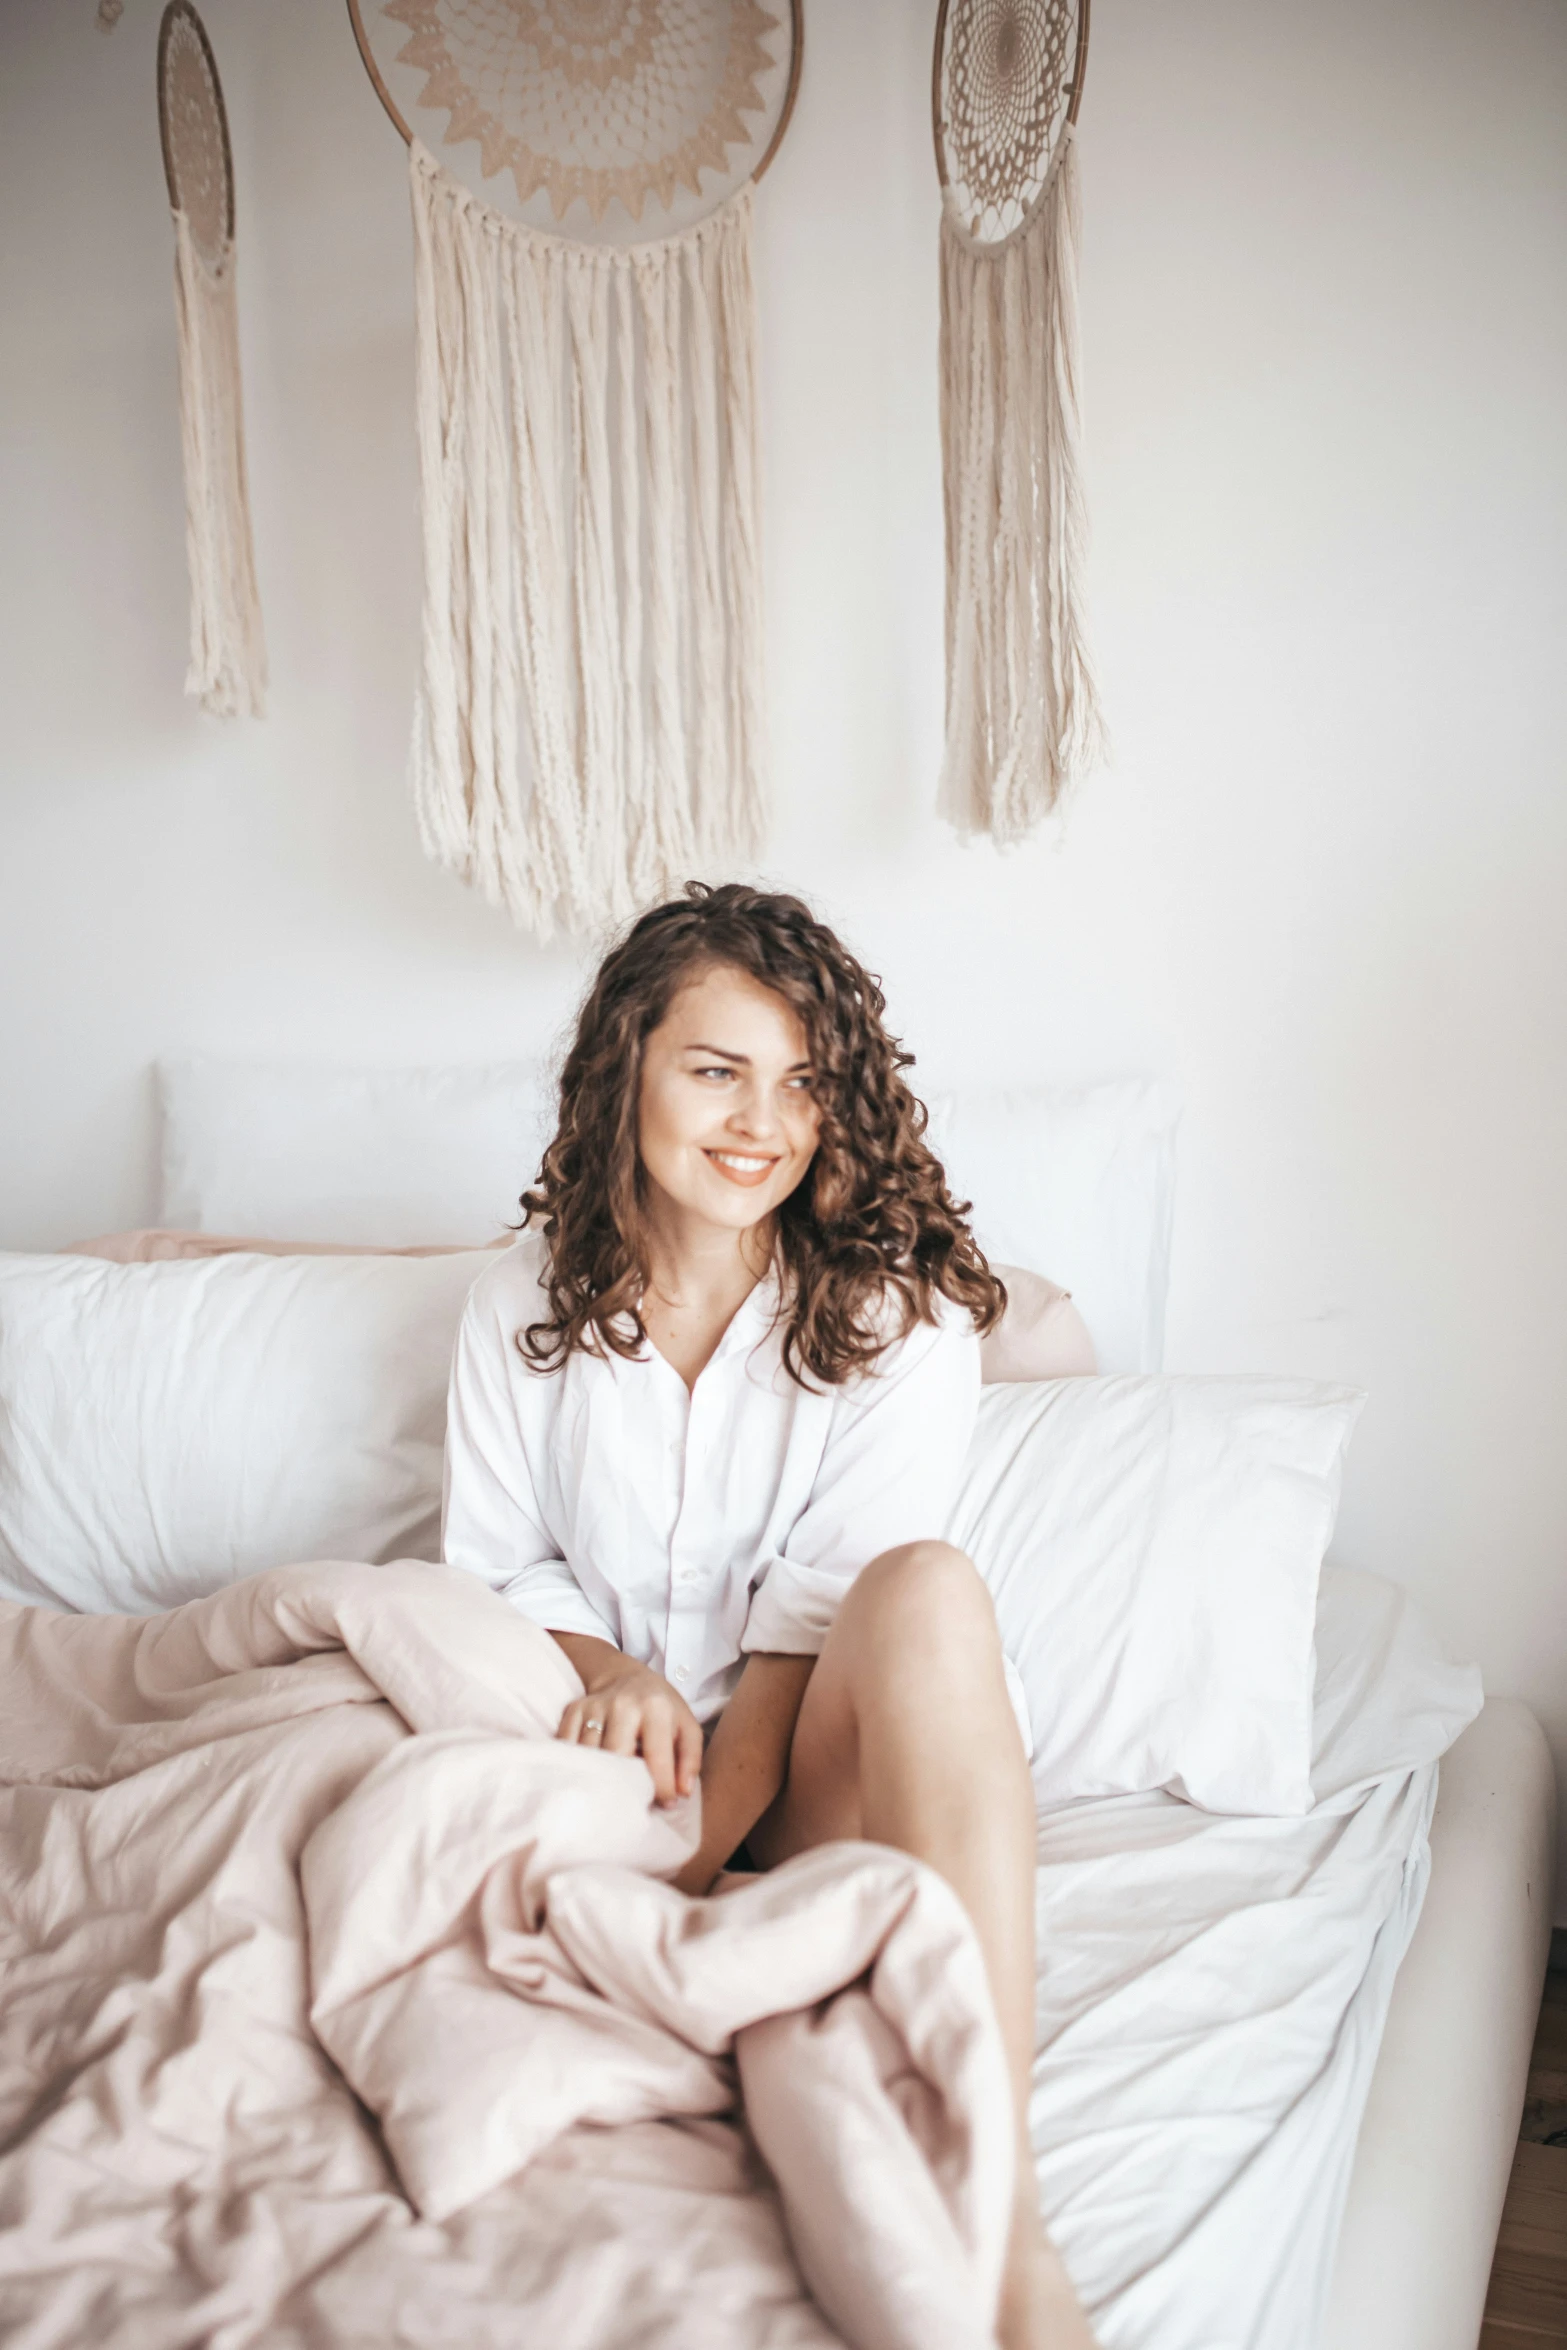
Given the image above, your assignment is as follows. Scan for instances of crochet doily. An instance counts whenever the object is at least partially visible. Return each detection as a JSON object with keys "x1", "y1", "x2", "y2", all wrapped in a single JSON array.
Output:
[
  {"x1": 157, "y1": 0, "x2": 233, "y2": 263},
  {"x1": 936, "y1": 0, "x2": 1082, "y2": 246},
  {"x1": 367, "y1": 0, "x2": 791, "y2": 226}
]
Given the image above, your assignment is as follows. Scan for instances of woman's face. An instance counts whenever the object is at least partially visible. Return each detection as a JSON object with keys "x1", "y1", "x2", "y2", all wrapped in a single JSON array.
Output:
[{"x1": 637, "y1": 963, "x2": 822, "y2": 1241}]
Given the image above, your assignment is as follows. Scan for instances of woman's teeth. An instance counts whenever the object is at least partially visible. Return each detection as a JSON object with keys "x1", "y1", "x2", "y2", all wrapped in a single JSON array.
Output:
[{"x1": 703, "y1": 1146, "x2": 778, "y2": 1194}]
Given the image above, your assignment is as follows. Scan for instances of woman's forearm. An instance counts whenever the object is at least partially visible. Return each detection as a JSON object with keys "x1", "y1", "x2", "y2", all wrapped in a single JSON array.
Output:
[
  {"x1": 548, "y1": 1630, "x2": 627, "y2": 1691},
  {"x1": 676, "y1": 1651, "x2": 815, "y2": 1893}
]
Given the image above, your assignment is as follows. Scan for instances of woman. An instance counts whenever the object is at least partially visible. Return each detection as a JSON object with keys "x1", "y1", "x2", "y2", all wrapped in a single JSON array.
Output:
[{"x1": 443, "y1": 882, "x2": 1094, "y2": 2350}]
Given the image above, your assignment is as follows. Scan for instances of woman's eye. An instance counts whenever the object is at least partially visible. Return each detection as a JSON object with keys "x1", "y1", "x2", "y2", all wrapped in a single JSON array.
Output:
[{"x1": 695, "y1": 1065, "x2": 735, "y2": 1082}]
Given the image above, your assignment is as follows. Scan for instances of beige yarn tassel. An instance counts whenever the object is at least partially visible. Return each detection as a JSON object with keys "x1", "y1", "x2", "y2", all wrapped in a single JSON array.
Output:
[
  {"x1": 939, "y1": 126, "x2": 1102, "y2": 842},
  {"x1": 408, "y1": 142, "x2": 768, "y2": 941},
  {"x1": 170, "y1": 210, "x2": 267, "y2": 718}
]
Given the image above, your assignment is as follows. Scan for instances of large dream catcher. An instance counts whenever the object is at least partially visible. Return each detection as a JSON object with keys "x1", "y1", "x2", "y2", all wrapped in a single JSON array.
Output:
[
  {"x1": 157, "y1": 1, "x2": 267, "y2": 716},
  {"x1": 934, "y1": 0, "x2": 1102, "y2": 842},
  {"x1": 349, "y1": 0, "x2": 802, "y2": 940}
]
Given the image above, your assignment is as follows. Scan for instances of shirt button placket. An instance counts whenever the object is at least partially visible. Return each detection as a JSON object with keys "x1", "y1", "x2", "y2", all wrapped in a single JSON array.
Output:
[
  {"x1": 667, "y1": 1392, "x2": 704, "y2": 1695},
  {"x1": 666, "y1": 1398, "x2": 692, "y2": 1685}
]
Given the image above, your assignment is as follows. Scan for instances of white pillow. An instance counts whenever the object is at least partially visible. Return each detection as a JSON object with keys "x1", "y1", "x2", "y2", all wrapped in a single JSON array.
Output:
[
  {"x1": 2, "y1": 1251, "x2": 1371, "y2": 1819},
  {"x1": 156, "y1": 1062, "x2": 1177, "y2": 1369},
  {"x1": 1311, "y1": 1561, "x2": 1483, "y2": 1799},
  {"x1": 951, "y1": 1376, "x2": 1365, "y2": 1815},
  {"x1": 157, "y1": 1059, "x2": 556, "y2": 1246},
  {"x1": 0, "y1": 1249, "x2": 493, "y2": 1614},
  {"x1": 925, "y1": 1083, "x2": 1180, "y2": 1373}
]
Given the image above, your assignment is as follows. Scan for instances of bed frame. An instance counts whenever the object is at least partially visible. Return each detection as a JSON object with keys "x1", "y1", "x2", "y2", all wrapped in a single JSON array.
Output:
[{"x1": 1323, "y1": 1697, "x2": 1557, "y2": 2350}]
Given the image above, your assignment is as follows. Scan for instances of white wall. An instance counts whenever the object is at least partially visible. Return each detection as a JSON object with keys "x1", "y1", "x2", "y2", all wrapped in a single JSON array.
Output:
[{"x1": 3, "y1": 0, "x2": 1565, "y2": 1900}]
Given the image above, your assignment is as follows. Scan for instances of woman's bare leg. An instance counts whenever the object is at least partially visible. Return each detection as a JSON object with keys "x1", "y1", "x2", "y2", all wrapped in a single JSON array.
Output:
[{"x1": 749, "y1": 1541, "x2": 1096, "y2": 2350}]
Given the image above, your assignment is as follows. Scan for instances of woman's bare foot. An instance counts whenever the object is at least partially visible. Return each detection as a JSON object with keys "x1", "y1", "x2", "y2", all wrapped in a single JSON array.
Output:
[{"x1": 995, "y1": 2188, "x2": 1098, "y2": 2350}]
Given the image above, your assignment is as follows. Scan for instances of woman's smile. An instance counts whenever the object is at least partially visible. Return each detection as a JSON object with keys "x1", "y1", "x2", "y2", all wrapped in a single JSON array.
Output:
[{"x1": 703, "y1": 1148, "x2": 781, "y2": 1186}]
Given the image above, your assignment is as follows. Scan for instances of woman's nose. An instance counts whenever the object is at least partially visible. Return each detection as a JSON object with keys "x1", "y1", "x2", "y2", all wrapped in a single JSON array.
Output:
[{"x1": 727, "y1": 1083, "x2": 778, "y2": 1138}]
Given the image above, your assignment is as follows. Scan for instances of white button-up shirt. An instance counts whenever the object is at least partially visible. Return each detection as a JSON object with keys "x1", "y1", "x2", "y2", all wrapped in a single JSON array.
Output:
[{"x1": 442, "y1": 1235, "x2": 981, "y2": 1721}]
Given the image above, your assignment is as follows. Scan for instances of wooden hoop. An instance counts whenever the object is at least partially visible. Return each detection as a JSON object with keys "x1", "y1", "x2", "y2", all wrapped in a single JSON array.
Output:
[
  {"x1": 347, "y1": 0, "x2": 804, "y2": 192},
  {"x1": 931, "y1": 0, "x2": 1090, "y2": 196}
]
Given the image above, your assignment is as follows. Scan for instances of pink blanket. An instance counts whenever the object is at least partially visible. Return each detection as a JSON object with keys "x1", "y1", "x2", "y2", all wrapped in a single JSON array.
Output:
[{"x1": 0, "y1": 1561, "x2": 1012, "y2": 2350}]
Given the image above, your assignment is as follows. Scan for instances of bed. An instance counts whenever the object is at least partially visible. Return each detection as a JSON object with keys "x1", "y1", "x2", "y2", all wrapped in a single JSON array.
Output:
[
  {"x1": 0, "y1": 1062, "x2": 1555, "y2": 2349},
  {"x1": 0, "y1": 1547, "x2": 1542, "y2": 2350}
]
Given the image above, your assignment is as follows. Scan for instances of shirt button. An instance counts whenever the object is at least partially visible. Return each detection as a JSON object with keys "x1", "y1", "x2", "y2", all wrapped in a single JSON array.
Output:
[{"x1": 673, "y1": 1664, "x2": 689, "y2": 1682}]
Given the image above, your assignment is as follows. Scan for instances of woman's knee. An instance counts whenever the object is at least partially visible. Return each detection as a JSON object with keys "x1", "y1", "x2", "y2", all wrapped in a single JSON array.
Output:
[{"x1": 847, "y1": 1538, "x2": 998, "y2": 1658}]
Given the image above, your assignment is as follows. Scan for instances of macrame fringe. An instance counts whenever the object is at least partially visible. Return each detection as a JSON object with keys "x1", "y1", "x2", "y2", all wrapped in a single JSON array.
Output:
[
  {"x1": 408, "y1": 142, "x2": 768, "y2": 941},
  {"x1": 171, "y1": 211, "x2": 267, "y2": 717},
  {"x1": 939, "y1": 127, "x2": 1102, "y2": 843}
]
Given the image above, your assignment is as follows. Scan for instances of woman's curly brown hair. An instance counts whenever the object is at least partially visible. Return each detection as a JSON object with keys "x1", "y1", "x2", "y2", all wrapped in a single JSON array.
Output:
[{"x1": 518, "y1": 882, "x2": 1005, "y2": 1387}]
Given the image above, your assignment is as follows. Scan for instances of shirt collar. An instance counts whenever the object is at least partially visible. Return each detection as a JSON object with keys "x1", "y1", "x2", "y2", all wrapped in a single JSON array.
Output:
[{"x1": 715, "y1": 1258, "x2": 785, "y2": 1362}]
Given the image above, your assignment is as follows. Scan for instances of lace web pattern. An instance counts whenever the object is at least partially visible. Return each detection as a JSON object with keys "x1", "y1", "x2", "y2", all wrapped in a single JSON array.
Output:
[
  {"x1": 383, "y1": 0, "x2": 783, "y2": 223},
  {"x1": 159, "y1": 0, "x2": 232, "y2": 266},
  {"x1": 939, "y1": 0, "x2": 1077, "y2": 247}
]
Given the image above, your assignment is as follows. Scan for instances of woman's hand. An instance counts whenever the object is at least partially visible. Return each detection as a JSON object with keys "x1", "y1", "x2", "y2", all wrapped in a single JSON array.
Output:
[{"x1": 554, "y1": 1649, "x2": 704, "y2": 1808}]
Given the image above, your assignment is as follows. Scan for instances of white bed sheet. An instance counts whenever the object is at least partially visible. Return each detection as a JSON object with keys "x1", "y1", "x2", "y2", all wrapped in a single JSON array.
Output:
[{"x1": 1024, "y1": 1564, "x2": 1481, "y2": 2350}]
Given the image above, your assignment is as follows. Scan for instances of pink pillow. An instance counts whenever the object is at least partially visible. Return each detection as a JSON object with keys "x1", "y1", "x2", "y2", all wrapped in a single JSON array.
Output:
[
  {"x1": 68, "y1": 1230, "x2": 511, "y2": 1264},
  {"x1": 981, "y1": 1265, "x2": 1097, "y2": 1383}
]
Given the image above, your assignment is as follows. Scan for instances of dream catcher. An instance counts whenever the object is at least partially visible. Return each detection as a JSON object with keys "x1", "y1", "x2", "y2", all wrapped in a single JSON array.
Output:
[
  {"x1": 934, "y1": 0, "x2": 1102, "y2": 842},
  {"x1": 349, "y1": 0, "x2": 802, "y2": 940},
  {"x1": 157, "y1": 1, "x2": 267, "y2": 717}
]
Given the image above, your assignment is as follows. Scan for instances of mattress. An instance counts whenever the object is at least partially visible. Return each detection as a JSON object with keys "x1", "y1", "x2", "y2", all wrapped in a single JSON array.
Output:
[
  {"x1": 1323, "y1": 1693, "x2": 1556, "y2": 2350},
  {"x1": 1023, "y1": 1562, "x2": 1494, "y2": 2350}
]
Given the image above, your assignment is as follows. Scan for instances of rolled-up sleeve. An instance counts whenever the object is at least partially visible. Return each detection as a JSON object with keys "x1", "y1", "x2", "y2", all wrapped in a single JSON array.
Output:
[
  {"x1": 442, "y1": 1295, "x2": 617, "y2": 1646},
  {"x1": 740, "y1": 1305, "x2": 981, "y2": 1656}
]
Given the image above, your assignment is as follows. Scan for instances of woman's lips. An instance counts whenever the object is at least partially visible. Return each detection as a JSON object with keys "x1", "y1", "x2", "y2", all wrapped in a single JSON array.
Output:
[{"x1": 703, "y1": 1148, "x2": 781, "y2": 1188}]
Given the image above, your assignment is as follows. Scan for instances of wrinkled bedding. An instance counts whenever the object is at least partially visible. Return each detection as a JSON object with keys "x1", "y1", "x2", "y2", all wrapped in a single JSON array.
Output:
[
  {"x1": 0, "y1": 1558, "x2": 1475, "y2": 2350},
  {"x1": 1028, "y1": 1563, "x2": 1478, "y2": 2350},
  {"x1": 0, "y1": 1562, "x2": 1012, "y2": 2350}
]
